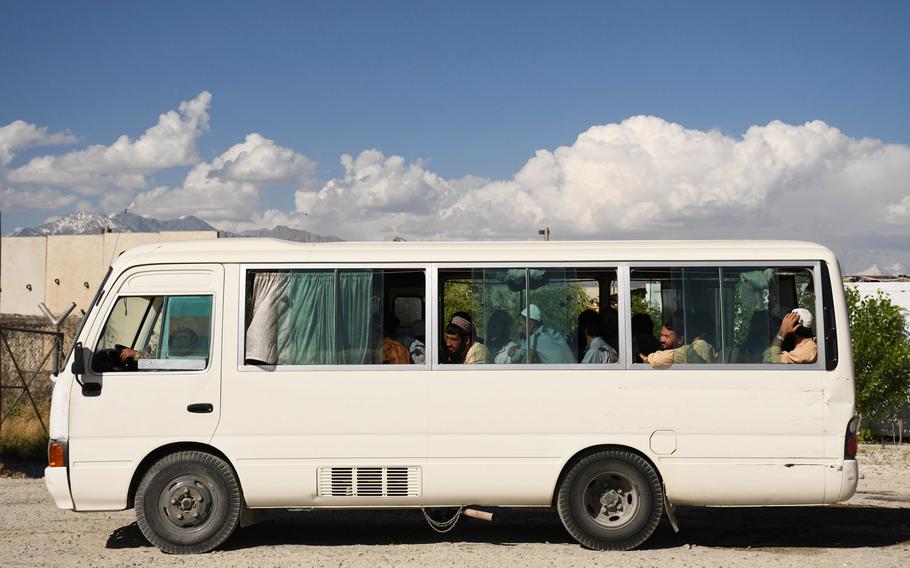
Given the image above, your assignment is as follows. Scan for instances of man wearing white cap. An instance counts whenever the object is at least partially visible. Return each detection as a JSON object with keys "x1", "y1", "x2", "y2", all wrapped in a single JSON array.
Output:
[
  {"x1": 509, "y1": 304, "x2": 575, "y2": 364},
  {"x1": 764, "y1": 308, "x2": 818, "y2": 364}
]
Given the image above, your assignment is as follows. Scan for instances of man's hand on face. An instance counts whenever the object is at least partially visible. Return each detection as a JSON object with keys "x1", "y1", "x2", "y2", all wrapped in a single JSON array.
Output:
[{"x1": 779, "y1": 312, "x2": 800, "y2": 338}]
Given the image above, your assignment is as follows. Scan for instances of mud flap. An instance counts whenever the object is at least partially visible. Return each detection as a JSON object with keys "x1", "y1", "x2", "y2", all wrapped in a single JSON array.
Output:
[
  {"x1": 663, "y1": 484, "x2": 680, "y2": 533},
  {"x1": 240, "y1": 505, "x2": 266, "y2": 528}
]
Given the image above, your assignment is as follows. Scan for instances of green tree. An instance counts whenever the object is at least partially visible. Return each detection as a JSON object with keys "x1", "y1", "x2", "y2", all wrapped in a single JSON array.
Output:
[
  {"x1": 443, "y1": 280, "x2": 473, "y2": 326},
  {"x1": 631, "y1": 294, "x2": 662, "y2": 336},
  {"x1": 846, "y1": 287, "x2": 910, "y2": 429}
]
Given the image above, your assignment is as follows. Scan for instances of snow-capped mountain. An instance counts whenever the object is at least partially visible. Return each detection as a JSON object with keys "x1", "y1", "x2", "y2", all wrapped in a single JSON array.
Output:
[
  {"x1": 9, "y1": 210, "x2": 342, "y2": 243},
  {"x1": 10, "y1": 211, "x2": 216, "y2": 236},
  {"x1": 11, "y1": 211, "x2": 118, "y2": 236},
  {"x1": 220, "y1": 225, "x2": 343, "y2": 243}
]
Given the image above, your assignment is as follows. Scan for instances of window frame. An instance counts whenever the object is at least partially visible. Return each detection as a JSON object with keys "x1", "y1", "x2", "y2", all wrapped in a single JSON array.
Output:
[
  {"x1": 93, "y1": 293, "x2": 216, "y2": 374},
  {"x1": 433, "y1": 262, "x2": 624, "y2": 372},
  {"x1": 237, "y1": 263, "x2": 431, "y2": 372},
  {"x1": 625, "y1": 260, "x2": 825, "y2": 371},
  {"x1": 235, "y1": 260, "x2": 827, "y2": 373}
]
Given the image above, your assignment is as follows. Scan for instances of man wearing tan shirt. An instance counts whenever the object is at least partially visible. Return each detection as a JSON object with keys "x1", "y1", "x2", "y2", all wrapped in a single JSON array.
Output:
[
  {"x1": 639, "y1": 316, "x2": 716, "y2": 368},
  {"x1": 764, "y1": 308, "x2": 818, "y2": 364},
  {"x1": 444, "y1": 313, "x2": 490, "y2": 364}
]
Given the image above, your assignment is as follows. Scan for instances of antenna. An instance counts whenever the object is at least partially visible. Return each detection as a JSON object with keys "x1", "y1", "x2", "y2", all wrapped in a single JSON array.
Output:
[{"x1": 106, "y1": 208, "x2": 129, "y2": 267}]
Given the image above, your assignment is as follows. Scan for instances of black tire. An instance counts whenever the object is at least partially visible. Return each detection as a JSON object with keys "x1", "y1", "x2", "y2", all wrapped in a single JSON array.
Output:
[
  {"x1": 556, "y1": 450, "x2": 663, "y2": 551},
  {"x1": 135, "y1": 451, "x2": 241, "y2": 554}
]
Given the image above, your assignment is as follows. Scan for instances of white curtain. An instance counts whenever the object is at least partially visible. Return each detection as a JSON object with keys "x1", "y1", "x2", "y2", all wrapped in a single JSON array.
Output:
[{"x1": 245, "y1": 272, "x2": 290, "y2": 364}]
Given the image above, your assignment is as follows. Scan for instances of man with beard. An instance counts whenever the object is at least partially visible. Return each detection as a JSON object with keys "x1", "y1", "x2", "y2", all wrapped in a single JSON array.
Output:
[
  {"x1": 640, "y1": 313, "x2": 716, "y2": 368},
  {"x1": 444, "y1": 312, "x2": 489, "y2": 364}
]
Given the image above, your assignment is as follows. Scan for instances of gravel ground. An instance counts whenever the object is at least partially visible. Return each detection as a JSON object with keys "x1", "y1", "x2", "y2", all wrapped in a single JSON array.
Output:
[{"x1": 1, "y1": 445, "x2": 908, "y2": 567}]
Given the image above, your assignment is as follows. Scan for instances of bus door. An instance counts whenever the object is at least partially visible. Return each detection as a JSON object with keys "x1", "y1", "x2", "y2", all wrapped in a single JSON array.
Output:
[{"x1": 68, "y1": 265, "x2": 224, "y2": 510}]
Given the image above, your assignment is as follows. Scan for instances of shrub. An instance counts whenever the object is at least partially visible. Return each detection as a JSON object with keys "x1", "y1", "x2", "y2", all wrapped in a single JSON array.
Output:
[{"x1": 846, "y1": 287, "x2": 910, "y2": 429}]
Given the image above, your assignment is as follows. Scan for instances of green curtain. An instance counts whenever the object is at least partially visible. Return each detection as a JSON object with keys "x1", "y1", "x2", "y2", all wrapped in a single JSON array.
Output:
[
  {"x1": 278, "y1": 271, "x2": 335, "y2": 364},
  {"x1": 161, "y1": 296, "x2": 212, "y2": 359},
  {"x1": 336, "y1": 270, "x2": 375, "y2": 364}
]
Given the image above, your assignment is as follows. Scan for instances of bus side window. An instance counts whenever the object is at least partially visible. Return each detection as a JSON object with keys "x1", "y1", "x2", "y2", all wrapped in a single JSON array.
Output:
[
  {"x1": 633, "y1": 265, "x2": 819, "y2": 367},
  {"x1": 631, "y1": 268, "x2": 720, "y2": 366},
  {"x1": 437, "y1": 267, "x2": 617, "y2": 365},
  {"x1": 723, "y1": 267, "x2": 817, "y2": 365},
  {"x1": 94, "y1": 295, "x2": 213, "y2": 372},
  {"x1": 243, "y1": 268, "x2": 427, "y2": 366}
]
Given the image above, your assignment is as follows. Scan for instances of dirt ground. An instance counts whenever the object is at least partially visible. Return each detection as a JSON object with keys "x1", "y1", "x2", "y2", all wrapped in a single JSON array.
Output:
[{"x1": 1, "y1": 445, "x2": 908, "y2": 567}]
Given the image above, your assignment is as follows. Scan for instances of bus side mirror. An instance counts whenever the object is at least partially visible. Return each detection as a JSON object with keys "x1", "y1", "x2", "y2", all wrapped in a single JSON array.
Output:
[{"x1": 71, "y1": 342, "x2": 86, "y2": 376}]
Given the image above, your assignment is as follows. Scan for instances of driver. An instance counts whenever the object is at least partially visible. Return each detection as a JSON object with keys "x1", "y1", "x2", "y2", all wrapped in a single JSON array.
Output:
[{"x1": 119, "y1": 347, "x2": 140, "y2": 363}]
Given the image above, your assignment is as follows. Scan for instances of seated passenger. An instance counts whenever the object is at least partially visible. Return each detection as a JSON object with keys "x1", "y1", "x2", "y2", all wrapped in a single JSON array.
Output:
[
  {"x1": 444, "y1": 312, "x2": 490, "y2": 364},
  {"x1": 486, "y1": 309, "x2": 518, "y2": 364},
  {"x1": 510, "y1": 304, "x2": 575, "y2": 364},
  {"x1": 640, "y1": 315, "x2": 716, "y2": 368},
  {"x1": 401, "y1": 319, "x2": 426, "y2": 365},
  {"x1": 687, "y1": 320, "x2": 718, "y2": 364},
  {"x1": 631, "y1": 313, "x2": 660, "y2": 361},
  {"x1": 578, "y1": 309, "x2": 618, "y2": 364},
  {"x1": 380, "y1": 314, "x2": 413, "y2": 364},
  {"x1": 763, "y1": 308, "x2": 818, "y2": 364}
]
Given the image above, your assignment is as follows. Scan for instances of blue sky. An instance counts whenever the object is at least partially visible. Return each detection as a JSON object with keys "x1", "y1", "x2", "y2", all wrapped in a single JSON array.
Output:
[{"x1": 1, "y1": 1, "x2": 909, "y2": 272}]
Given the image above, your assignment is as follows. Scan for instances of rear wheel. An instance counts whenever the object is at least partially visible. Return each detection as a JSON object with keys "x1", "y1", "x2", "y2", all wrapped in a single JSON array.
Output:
[
  {"x1": 556, "y1": 450, "x2": 663, "y2": 551},
  {"x1": 135, "y1": 451, "x2": 241, "y2": 554}
]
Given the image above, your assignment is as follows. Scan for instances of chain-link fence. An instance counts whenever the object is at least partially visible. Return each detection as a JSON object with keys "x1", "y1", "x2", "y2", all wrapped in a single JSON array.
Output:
[{"x1": 0, "y1": 315, "x2": 80, "y2": 457}]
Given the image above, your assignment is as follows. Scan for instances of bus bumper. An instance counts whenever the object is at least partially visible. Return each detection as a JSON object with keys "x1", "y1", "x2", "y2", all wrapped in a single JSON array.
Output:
[
  {"x1": 835, "y1": 459, "x2": 859, "y2": 502},
  {"x1": 44, "y1": 467, "x2": 74, "y2": 510}
]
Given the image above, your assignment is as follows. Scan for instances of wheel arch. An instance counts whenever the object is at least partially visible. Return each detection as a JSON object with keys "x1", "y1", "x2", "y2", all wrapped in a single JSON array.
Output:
[
  {"x1": 126, "y1": 442, "x2": 240, "y2": 509},
  {"x1": 551, "y1": 444, "x2": 664, "y2": 507}
]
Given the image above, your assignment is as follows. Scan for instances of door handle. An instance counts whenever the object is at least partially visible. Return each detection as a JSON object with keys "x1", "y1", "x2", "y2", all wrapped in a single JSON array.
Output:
[{"x1": 187, "y1": 403, "x2": 214, "y2": 413}]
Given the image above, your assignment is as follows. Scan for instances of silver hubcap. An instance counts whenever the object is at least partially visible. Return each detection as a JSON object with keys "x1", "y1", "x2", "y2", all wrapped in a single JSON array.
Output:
[
  {"x1": 583, "y1": 471, "x2": 641, "y2": 528},
  {"x1": 160, "y1": 475, "x2": 214, "y2": 530}
]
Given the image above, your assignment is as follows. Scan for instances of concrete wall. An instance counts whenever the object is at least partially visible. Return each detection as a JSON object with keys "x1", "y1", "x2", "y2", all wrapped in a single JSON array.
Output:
[
  {"x1": 1, "y1": 237, "x2": 47, "y2": 316},
  {"x1": 45, "y1": 234, "x2": 105, "y2": 318},
  {"x1": 1, "y1": 231, "x2": 217, "y2": 317},
  {"x1": 848, "y1": 281, "x2": 910, "y2": 333}
]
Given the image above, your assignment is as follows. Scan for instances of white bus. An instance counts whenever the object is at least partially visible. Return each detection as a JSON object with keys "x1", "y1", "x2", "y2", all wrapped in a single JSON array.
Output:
[{"x1": 45, "y1": 239, "x2": 859, "y2": 553}]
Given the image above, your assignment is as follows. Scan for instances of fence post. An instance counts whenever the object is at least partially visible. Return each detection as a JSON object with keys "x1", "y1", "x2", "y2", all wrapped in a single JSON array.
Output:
[{"x1": 38, "y1": 302, "x2": 75, "y2": 375}]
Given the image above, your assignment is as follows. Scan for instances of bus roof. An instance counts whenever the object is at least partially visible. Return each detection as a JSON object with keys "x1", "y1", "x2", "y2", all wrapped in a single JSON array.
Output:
[{"x1": 111, "y1": 238, "x2": 838, "y2": 269}]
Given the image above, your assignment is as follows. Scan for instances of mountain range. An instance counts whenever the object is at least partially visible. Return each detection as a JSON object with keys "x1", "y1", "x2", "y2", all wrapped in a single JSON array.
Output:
[
  {"x1": 9, "y1": 211, "x2": 907, "y2": 277},
  {"x1": 9, "y1": 210, "x2": 343, "y2": 243}
]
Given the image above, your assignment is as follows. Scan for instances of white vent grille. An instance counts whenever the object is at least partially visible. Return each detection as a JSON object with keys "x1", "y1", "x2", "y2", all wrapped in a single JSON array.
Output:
[{"x1": 318, "y1": 466, "x2": 421, "y2": 497}]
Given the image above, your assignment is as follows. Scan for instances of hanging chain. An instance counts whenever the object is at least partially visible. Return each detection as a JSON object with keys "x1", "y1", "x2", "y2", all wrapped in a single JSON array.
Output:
[{"x1": 420, "y1": 506, "x2": 464, "y2": 533}]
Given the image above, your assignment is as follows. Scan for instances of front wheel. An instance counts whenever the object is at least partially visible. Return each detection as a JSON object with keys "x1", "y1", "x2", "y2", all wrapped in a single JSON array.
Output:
[
  {"x1": 135, "y1": 451, "x2": 241, "y2": 554},
  {"x1": 556, "y1": 450, "x2": 663, "y2": 551}
]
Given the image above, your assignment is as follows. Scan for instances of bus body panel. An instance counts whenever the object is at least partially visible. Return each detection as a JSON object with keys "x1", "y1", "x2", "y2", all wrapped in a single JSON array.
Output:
[
  {"x1": 66, "y1": 265, "x2": 224, "y2": 511},
  {"x1": 425, "y1": 370, "x2": 826, "y2": 506},
  {"x1": 213, "y1": 264, "x2": 429, "y2": 507},
  {"x1": 213, "y1": 371, "x2": 430, "y2": 508},
  {"x1": 49, "y1": 240, "x2": 857, "y2": 513}
]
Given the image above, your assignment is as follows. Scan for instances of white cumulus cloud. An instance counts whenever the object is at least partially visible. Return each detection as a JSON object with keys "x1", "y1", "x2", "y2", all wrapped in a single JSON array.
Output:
[
  {"x1": 0, "y1": 186, "x2": 77, "y2": 210},
  {"x1": 291, "y1": 116, "x2": 910, "y2": 242},
  {"x1": 207, "y1": 133, "x2": 317, "y2": 187},
  {"x1": 292, "y1": 149, "x2": 494, "y2": 239},
  {"x1": 131, "y1": 132, "x2": 318, "y2": 222},
  {"x1": 7, "y1": 91, "x2": 212, "y2": 192},
  {"x1": 0, "y1": 120, "x2": 77, "y2": 167}
]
